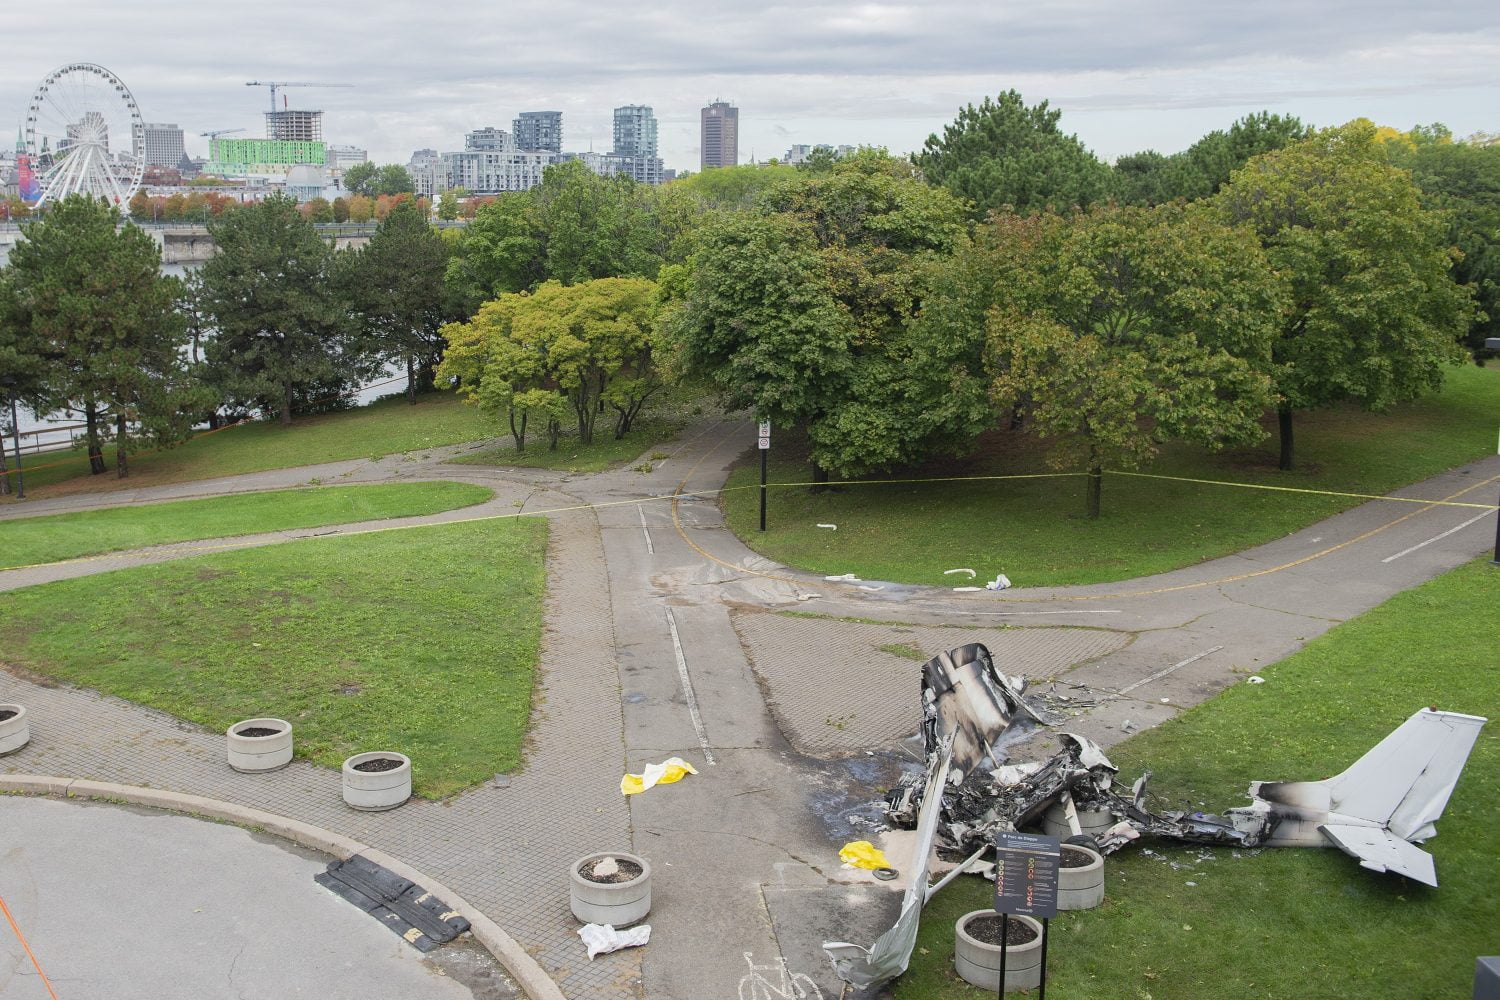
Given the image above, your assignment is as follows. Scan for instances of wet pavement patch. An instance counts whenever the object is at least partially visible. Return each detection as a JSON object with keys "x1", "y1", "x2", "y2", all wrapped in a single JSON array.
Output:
[{"x1": 316, "y1": 855, "x2": 471, "y2": 952}]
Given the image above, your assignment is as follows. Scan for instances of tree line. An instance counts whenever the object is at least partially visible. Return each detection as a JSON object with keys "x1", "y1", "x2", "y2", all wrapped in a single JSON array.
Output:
[{"x1": 3, "y1": 93, "x2": 1494, "y2": 514}]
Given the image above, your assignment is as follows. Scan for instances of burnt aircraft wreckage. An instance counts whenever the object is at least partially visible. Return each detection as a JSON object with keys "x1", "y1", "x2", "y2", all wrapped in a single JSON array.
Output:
[{"x1": 824, "y1": 643, "x2": 1487, "y2": 990}]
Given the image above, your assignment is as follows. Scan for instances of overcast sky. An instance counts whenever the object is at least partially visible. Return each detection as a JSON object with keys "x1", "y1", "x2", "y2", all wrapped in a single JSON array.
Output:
[{"x1": 4, "y1": 2, "x2": 1496, "y2": 172}]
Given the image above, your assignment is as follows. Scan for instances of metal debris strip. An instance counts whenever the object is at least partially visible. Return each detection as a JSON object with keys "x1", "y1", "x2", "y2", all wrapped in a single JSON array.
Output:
[
  {"x1": 315, "y1": 855, "x2": 470, "y2": 953},
  {"x1": 823, "y1": 642, "x2": 1488, "y2": 991}
]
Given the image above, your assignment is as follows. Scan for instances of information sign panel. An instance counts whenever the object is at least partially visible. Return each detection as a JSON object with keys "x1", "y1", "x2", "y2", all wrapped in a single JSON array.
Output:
[
  {"x1": 993, "y1": 831, "x2": 1060, "y2": 919},
  {"x1": 758, "y1": 420, "x2": 771, "y2": 450}
]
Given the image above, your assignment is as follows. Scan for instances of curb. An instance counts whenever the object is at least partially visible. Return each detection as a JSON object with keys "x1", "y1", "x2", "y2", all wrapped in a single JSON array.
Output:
[{"x1": 0, "y1": 774, "x2": 567, "y2": 1000}]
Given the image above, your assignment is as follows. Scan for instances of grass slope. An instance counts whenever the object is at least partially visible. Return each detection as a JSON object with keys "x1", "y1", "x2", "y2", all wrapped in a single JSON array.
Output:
[
  {"x1": 897, "y1": 557, "x2": 1499, "y2": 1000},
  {"x1": 3, "y1": 392, "x2": 496, "y2": 500},
  {"x1": 0, "y1": 517, "x2": 548, "y2": 798},
  {"x1": 0, "y1": 481, "x2": 492, "y2": 569},
  {"x1": 723, "y1": 364, "x2": 1500, "y2": 587}
]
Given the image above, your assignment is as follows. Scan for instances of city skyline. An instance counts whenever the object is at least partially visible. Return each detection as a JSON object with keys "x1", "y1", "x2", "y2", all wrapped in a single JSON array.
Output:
[{"x1": 1, "y1": 2, "x2": 1495, "y2": 174}]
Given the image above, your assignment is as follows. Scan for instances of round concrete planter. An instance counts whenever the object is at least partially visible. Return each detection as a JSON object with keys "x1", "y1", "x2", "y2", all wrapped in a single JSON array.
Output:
[
  {"x1": 226, "y1": 718, "x2": 293, "y2": 773},
  {"x1": 0, "y1": 704, "x2": 30, "y2": 756},
  {"x1": 341, "y1": 752, "x2": 411, "y2": 811},
  {"x1": 1058, "y1": 844, "x2": 1105, "y2": 910},
  {"x1": 1039, "y1": 801, "x2": 1115, "y2": 840},
  {"x1": 954, "y1": 911, "x2": 1043, "y2": 993},
  {"x1": 570, "y1": 852, "x2": 651, "y2": 927}
]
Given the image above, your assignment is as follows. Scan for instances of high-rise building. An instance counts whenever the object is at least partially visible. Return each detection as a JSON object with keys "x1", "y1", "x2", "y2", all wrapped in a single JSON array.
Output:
[
  {"x1": 325, "y1": 144, "x2": 368, "y2": 175},
  {"x1": 142, "y1": 123, "x2": 186, "y2": 168},
  {"x1": 408, "y1": 148, "x2": 444, "y2": 197},
  {"x1": 446, "y1": 127, "x2": 550, "y2": 194},
  {"x1": 266, "y1": 109, "x2": 323, "y2": 142},
  {"x1": 782, "y1": 143, "x2": 856, "y2": 165},
  {"x1": 700, "y1": 101, "x2": 738, "y2": 170},
  {"x1": 205, "y1": 137, "x2": 327, "y2": 179},
  {"x1": 610, "y1": 105, "x2": 663, "y2": 185},
  {"x1": 513, "y1": 111, "x2": 562, "y2": 154}
]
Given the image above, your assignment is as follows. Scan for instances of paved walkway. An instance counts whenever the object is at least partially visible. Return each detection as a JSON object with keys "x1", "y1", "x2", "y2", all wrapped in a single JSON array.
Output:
[{"x1": 2, "y1": 415, "x2": 1497, "y2": 999}]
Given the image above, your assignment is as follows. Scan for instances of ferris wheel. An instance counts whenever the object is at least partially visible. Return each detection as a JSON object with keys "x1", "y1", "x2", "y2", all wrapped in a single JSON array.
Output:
[{"x1": 21, "y1": 62, "x2": 146, "y2": 210}]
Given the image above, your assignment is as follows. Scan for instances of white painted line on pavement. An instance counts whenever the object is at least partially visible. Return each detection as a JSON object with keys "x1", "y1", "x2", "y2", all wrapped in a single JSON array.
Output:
[
  {"x1": 1380, "y1": 508, "x2": 1495, "y2": 564},
  {"x1": 665, "y1": 607, "x2": 716, "y2": 765},
  {"x1": 638, "y1": 506, "x2": 655, "y2": 555},
  {"x1": 1118, "y1": 645, "x2": 1224, "y2": 696}
]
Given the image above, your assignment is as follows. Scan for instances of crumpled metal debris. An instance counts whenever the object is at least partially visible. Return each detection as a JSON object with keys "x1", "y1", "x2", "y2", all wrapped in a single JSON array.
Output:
[{"x1": 822, "y1": 642, "x2": 1487, "y2": 990}]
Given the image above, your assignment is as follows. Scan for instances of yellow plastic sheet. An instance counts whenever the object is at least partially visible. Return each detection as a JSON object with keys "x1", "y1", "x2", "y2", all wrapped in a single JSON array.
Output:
[
  {"x1": 621, "y1": 757, "x2": 699, "y2": 795},
  {"x1": 839, "y1": 840, "x2": 892, "y2": 870}
]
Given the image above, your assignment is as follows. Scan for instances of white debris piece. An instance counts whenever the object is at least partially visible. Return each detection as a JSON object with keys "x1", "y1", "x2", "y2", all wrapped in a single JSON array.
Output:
[
  {"x1": 943, "y1": 568, "x2": 978, "y2": 578},
  {"x1": 578, "y1": 923, "x2": 652, "y2": 960},
  {"x1": 824, "y1": 573, "x2": 860, "y2": 582},
  {"x1": 817, "y1": 523, "x2": 838, "y2": 531},
  {"x1": 984, "y1": 573, "x2": 1012, "y2": 591},
  {"x1": 952, "y1": 586, "x2": 983, "y2": 592},
  {"x1": 593, "y1": 857, "x2": 620, "y2": 878},
  {"x1": 1247, "y1": 676, "x2": 1266, "y2": 684}
]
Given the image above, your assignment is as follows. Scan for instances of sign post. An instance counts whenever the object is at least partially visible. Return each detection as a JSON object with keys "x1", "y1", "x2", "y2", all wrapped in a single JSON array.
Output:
[
  {"x1": 992, "y1": 831, "x2": 1060, "y2": 998},
  {"x1": 757, "y1": 420, "x2": 771, "y2": 532}
]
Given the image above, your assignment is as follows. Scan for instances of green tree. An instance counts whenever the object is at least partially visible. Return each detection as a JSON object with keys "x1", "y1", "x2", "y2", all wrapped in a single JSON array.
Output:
[
  {"x1": 344, "y1": 200, "x2": 452, "y2": 402},
  {"x1": 917, "y1": 90, "x2": 1112, "y2": 218},
  {"x1": 436, "y1": 189, "x2": 463, "y2": 221},
  {"x1": 980, "y1": 204, "x2": 1282, "y2": 517},
  {"x1": 1387, "y1": 136, "x2": 1500, "y2": 359},
  {"x1": 675, "y1": 152, "x2": 975, "y2": 481},
  {"x1": 1213, "y1": 121, "x2": 1477, "y2": 469},
  {"x1": 437, "y1": 277, "x2": 662, "y2": 446},
  {"x1": 305, "y1": 197, "x2": 335, "y2": 223},
  {"x1": 199, "y1": 193, "x2": 355, "y2": 425},
  {"x1": 1113, "y1": 113, "x2": 1309, "y2": 206},
  {"x1": 342, "y1": 161, "x2": 378, "y2": 198},
  {"x1": 373, "y1": 164, "x2": 415, "y2": 197},
  {"x1": 3, "y1": 195, "x2": 203, "y2": 478},
  {"x1": 446, "y1": 192, "x2": 545, "y2": 312},
  {"x1": 332, "y1": 196, "x2": 350, "y2": 223}
]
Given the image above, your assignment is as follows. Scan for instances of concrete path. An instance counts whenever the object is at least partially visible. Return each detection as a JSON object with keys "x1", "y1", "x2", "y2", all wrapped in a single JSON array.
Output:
[
  {"x1": 2, "y1": 413, "x2": 1497, "y2": 999},
  {"x1": 1, "y1": 795, "x2": 516, "y2": 1000}
]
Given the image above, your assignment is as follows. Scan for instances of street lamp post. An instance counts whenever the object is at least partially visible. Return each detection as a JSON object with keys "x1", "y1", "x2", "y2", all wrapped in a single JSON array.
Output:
[
  {"x1": 1, "y1": 376, "x2": 22, "y2": 500},
  {"x1": 1488, "y1": 337, "x2": 1500, "y2": 565}
]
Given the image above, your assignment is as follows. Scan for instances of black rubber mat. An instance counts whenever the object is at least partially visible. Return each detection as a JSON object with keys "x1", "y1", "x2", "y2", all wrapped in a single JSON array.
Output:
[{"x1": 315, "y1": 854, "x2": 471, "y2": 952}]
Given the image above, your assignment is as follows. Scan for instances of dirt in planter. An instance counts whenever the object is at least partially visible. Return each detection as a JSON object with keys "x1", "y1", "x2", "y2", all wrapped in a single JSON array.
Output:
[
  {"x1": 1061, "y1": 846, "x2": 1097, "y2": 868},
  {"x1": 0, "y1": 710, "x2": 16, "y2": 722},
  {"x1": 352, "y1": 757, "x2": 405, "y2": 772},
  {"x1": 235, "y1": 726, "x2": 282, "y2": 738},
  {"x1": 966, "y1": 915, "x2": 1038, "y2": 946},
  {"x1": 580, "y1": 857, "x2": 644, "y2": 883}
]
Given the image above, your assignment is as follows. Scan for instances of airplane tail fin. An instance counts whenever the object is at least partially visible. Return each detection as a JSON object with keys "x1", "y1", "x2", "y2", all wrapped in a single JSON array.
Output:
[{"x1": 1323, "y1": 708, "x2": 1486, "y2": 840}]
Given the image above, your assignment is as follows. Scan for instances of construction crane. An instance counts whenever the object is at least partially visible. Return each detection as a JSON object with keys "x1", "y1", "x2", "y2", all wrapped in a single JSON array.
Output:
[
  {"x1": 245, "y1": 81, "x2": 353, "y2": 113},
  {"x1": 199, "y1": 128, "x2": 246, "y2": 139}
]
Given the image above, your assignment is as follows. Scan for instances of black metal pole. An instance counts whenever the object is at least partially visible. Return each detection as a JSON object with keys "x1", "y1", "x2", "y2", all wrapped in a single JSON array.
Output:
[
  {"x1": 8, "y1": 392, "x2": 22, "y2": 500},
  {"x1": 1038, "y1": 917, "x2": 1049, "y2": 1000},
  {"x1": 758, "y1": 447, "x2": 767, "y2": 532},
  {"x1": 1491, "y1": 481, "x2": 1499, "y2": 566},
  {"x1": 998, "y1": 914, "x2": 1008, "y2": 998}
]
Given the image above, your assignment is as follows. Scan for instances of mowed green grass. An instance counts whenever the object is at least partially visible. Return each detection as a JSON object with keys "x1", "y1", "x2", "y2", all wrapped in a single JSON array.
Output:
[
  {"x1": 2, "y1": 392, "x2": 496, "y2": 501},
  {"x1": 722, "y1": 364, "x2": 1500, "y2": 586},
  {"x1": 0, "y1": 517, "x2": 548, "y2": 797},
  {"x1": 0, "y1": 482, "x2": 492, "y2": 569},
  {"x1": 449, "y1": 414, "x2": 685, "y2": 474},
  {"x1": 896, "y1": 557, "x2": 1499, "y2": 1000}
]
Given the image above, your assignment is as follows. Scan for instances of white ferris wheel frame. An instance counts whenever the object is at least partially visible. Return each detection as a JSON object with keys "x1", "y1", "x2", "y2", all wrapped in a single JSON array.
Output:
[{"x1": 23, "y1": 62, "x2": 146, "y2": 210}]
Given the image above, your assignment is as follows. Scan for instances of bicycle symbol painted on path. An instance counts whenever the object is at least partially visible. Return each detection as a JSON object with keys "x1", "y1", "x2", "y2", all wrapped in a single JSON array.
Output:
[{"x1": 737, "y1": 951, "x2": 824, "y2": 1000}]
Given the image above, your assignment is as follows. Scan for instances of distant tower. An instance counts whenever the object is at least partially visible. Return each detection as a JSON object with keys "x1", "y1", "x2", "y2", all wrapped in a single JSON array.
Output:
[
  {"x1": 611, "y1": 105, "x2": 663, "y2": 184},
  {"x1": 513, "y1": 111, "x2": 562, "y2": 154},
  {"x1": 700, "y1": 100, "x2": 738, "y2": 170}
]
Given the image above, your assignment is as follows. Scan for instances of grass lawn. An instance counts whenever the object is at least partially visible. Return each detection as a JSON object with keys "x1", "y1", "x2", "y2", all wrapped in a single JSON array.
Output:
[
  {"x1": 0, "y1": 517, "x2": 548, "y2": 798},
  {"x1": 449, "y1": 413, "x2": 686, "y2": 474},
  {"x1": 722, "y1": 363, "x2": 1500, "y2": 587},
  {"x1": 896, "y1": 556, "x2": 1499, "y2": 1000},
  {"x1": 0, "y1": 481, "x2": 492, "y2": 569},
  {"x1": 1, "y1": 392, "x2": 498, "y2": 501}
]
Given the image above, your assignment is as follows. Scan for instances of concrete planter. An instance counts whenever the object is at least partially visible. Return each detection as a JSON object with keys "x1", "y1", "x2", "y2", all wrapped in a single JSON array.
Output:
[
  {"x1": 1058, "y1": 844, "x2": 1105, "y2": 910},
  {"x1": 342, "y1": 752, "x2": 411, "y2": 811},
  {"x1": 954, "y1": 911, "x2": 1043, "y2": 993},
  {"x1": 0, "y1": 704, "x2": 30, "y2": 755},
  {"x1": 226, "y1": 718, "x2": 293, "y2": 773},
  {"x1": 570, "y1": 852, "x2": 651, "y2": 927},
  {"x1": 1040, "y1": 801, "x2": 1115, "y2": 840}
]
